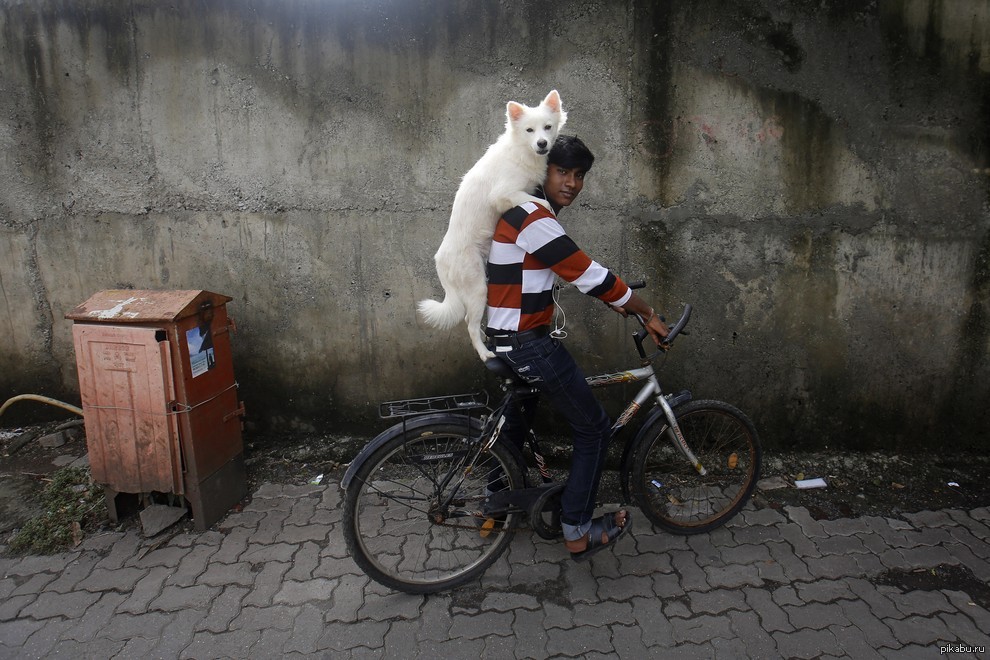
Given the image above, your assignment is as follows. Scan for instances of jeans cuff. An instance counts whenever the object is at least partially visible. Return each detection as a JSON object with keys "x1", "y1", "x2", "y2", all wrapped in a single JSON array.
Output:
[{"x1": 562, "y1": 520, "x2": 592, "y2": 542}]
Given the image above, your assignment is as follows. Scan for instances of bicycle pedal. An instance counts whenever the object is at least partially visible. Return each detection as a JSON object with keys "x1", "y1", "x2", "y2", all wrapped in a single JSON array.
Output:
[{"x1": 479, "y1": 518, "x2": 496, "y2": 538}]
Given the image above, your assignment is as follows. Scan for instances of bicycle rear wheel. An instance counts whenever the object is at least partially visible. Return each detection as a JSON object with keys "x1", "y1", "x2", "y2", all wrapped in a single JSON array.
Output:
[
  {"x1": 631, "y1": 400, "x2": 761, "y2": 534},
  {"x1": 342, "y1": 420, "x2": 525, "y2": 594}
]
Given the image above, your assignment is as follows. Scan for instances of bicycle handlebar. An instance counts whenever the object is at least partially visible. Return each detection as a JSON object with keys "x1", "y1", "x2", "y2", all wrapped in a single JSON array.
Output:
[{"x1": 624, "y1": 279, "x2": 691, "y2": 360}]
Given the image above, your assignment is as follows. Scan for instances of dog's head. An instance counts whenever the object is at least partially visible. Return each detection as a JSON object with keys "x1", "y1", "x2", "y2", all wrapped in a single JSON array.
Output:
[{"x1": 505, "y1": 90, "x2": 567, "y2": 157}]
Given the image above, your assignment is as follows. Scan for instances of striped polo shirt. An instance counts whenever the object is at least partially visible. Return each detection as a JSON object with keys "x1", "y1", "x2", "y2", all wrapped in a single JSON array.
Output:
[{"x1": 486, "y1": 201, "x2": 632, "y2": 333}]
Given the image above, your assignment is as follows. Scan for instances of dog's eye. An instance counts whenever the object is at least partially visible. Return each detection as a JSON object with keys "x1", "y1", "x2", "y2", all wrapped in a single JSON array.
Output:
[
  {"x1": 545, "y1": 125, "x2": 551, "y2": 130},
  {"x1": 526, "y1": 128, "x2": 534, "y2": 132}
]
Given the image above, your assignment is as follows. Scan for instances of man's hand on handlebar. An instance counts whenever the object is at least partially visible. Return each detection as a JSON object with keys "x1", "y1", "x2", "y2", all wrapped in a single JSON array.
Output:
[{"x1": 611, "y1": 291, "x2": 671, "y2": 348}]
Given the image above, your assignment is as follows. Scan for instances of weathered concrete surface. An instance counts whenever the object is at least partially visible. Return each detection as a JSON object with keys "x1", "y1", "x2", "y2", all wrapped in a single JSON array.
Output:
[{"x1": 0, "y1": 1, "x2": 988, "y2": 449}]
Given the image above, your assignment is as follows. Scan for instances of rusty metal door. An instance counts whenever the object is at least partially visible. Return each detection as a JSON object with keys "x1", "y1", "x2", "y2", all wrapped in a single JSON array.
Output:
[{"x1": 72, "y1": 324, "x2": 183, "y2": 494}]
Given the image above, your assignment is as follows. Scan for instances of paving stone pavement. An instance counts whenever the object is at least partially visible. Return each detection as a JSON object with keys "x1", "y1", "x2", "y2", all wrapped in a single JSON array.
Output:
[{"x1": 1, "y1": 482, "x2": 989, "y2": 659}]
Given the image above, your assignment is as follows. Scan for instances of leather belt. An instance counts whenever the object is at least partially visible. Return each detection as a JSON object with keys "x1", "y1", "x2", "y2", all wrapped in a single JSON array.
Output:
[{"x1": 487, "y1": 326, "x2": 550, "y2": 352}]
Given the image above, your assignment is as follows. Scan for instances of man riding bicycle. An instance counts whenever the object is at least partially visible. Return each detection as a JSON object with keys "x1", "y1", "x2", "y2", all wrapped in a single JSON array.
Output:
[{"x1": 485, "y1": 135, "x2": 669, "y2": 561}]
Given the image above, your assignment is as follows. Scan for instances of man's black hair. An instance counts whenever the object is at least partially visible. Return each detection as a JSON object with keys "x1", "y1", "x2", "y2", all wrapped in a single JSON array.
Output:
[{"x1": 548, "y1": 135, "x2": 595, "y2": 172}]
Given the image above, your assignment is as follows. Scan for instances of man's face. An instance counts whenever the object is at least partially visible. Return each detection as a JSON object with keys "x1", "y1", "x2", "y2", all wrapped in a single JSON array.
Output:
[{"x1": 544, "y1": 163, "x2": 586, "y2": 208}]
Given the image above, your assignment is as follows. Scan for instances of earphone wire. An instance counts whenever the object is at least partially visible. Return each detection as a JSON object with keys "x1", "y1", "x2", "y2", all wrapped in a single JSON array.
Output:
[{"x1": 551, "y1": 282, "x2": 567, "y2": 339}]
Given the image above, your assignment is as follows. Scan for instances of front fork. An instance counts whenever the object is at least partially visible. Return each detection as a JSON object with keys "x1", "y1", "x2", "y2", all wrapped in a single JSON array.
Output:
[{"x1": 656, "y1": 387, "x2": 708, "y2": 476}]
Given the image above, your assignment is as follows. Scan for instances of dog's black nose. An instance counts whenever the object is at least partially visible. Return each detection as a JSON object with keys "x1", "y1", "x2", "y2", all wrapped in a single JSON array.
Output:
[{"x1": 537, "y1": 139, "x2": 547, "y2": 149}]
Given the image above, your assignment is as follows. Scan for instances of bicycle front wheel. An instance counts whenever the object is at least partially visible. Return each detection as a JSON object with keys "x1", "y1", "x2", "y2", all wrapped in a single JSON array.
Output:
[
  {"x1": 631, "y1": 400, "x2": 761, "y2": 534},
  {"x1": 342, "y1": 420, "x2": 525, "y2": 594}
]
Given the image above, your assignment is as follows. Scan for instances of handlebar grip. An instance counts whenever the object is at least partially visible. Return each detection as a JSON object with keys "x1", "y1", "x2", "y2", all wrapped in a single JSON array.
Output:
[
  {"x1": 626, "y1": 280, "x2": 646, "y2": 290},
  {"x1": 662, "y1": 304, "x2": 692, "y2": 346}
]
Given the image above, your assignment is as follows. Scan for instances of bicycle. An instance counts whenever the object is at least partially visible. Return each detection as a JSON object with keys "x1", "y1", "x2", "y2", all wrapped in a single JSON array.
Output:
[{"x1": 341, "y1": 288, "x2": 761, "y2": 594}]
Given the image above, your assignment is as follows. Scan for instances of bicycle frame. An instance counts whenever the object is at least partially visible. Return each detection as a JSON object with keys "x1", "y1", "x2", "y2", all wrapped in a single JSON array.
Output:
[{"x1": 481, "y1": 359, "x2": 706, "y2": 491}]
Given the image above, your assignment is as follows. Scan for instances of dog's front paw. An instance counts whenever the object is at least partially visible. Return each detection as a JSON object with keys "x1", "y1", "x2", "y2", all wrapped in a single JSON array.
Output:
[{"x1": 478, "y1": 348, "x2": 497, "y2": 361}]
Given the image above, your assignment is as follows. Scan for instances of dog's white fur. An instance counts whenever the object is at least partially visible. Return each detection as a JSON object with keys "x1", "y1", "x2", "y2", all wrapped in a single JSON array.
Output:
[{"x1": 418, "y1": 90, "x2": 567, "y2": 361}]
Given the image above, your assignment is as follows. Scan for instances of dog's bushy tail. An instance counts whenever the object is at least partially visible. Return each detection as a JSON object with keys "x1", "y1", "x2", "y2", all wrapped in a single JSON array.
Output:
[{"x1": 417, "y1": 296, "x2": 465, "y2": 329}]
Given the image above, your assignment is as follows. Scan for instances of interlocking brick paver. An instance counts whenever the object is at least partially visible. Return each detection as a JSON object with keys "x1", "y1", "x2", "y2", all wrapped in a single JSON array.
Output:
[
  {"x1": 778, "y1": 522, "x2": 822, "y2": 558},
  {"x1": 574, "y1": 600, "x2": 634, "y2": 625},
  {"x1": 688, "y1": 588, "x2": 748, "y2": 614},
  {"x1": 610, "y1": 623, "x2": 650, "y2": 658},
  {"x1": 166, "y1": 542, "x2": 219, "y2": 587},
  {"x1": 942, "y1": 590, "x2": 990, "y2": 631},
  {"x1": 0, "y1": 594, "x2": 35, "y2": 621},
  {"x1": 939, "y1": 611, "x2": 990, "y2": 647},
  {"x1": 827, "y1": 624, "x2": 886, "y2": 659},
  {"x1": 816, "y1": 534, "x2": 869, "y2": 555},
  {"x1": 837, "y1": 598, "x2": 900, "y2": 649},
  {"x1": 598, "y1": 573, "x2": 656, "y2": 600},
  {"x1": 891, "y1": 588, "x2": 953, "y2": 616},
  {"x1": 546, "y1": 624, "x2": 613, "y2": 656},
  {"x1": 44, "y1": 554, "x2": 98, "y2": 593},
  {"x1": 618, "y1": 551, "x2": 673, "y2": 575},
  {"x1": 273, "y1": 577, "x2": 336, "y2": 606},
  {"x1": 902, "y1": 510, "x2": 956, "y2": 528},
  {"x1": 671, "y1": 614, "x2": 734, "y2": 644},
  {"x1": 317, "y1": 620, "x2": 390, "y2": 653},
  {"x1": 947, "y1": 526, "x2": 990, "y2": 558},
  {"x1": 10, "y1": 571, "x2": 56, "y2": 596},
  {"x1": 819, "y1": 517, "x2": 871, "y2": 536},
  {"x1": 744, "y1": 587, "x2": 795, "y2": 633},
  {"x1": 740, "y1": 507, "x2": 787, "y2": 526},
  {"x1": 0, "y1": 617, "x2": 46, "y2": 647},
  {"x1": 805, "y1": 553, "x2": 864, "y2": 579},
  {"x1": 20, "y1": 617, "x2": 75, "y2": 659},
  {"x1": 184, "y1": 628, "x2": 263, "y2": 659},
  {"x1": 198, "y1": 585, "x2": 249, "y2": 633},
  {"x1": 847, "y1": 579, "x2": 907, "y2": 620},
  {"x1": 150, "y1": 583, "x2": 222, "y2": 612},
  {"x1": 416, "y1": 596, "x2": 453, "y2": 642},
  {"x1": 704, "y1": 562, "x2": 763, "y2": 588},
  {"x1": 773, "y1": 627, "x2": 843, "y2": 659},
  {"x1": 448, "y1": 609, "x2": 513, "y2": 640},
  {"x1": 664, "y1": 599, "x2": 692, "y2": 618},
  {"x1": 326, "y1": 573, "x2": 369, "y2": 623},
  {"x1": 794, "y1": 579, "x2": 855, "y2": 603},
  {"x1": 729, "y1": 609, "x2": 779, "y2": 657},
  {"x1": 359, "y1": 591, "x2": 424, "y2": 621},
  {"x1": 885, "y1": 615, "x2": 954, "y2": 645},
  {"x1": 784, "y1": 601, "x2": 853, "y2": 630},
  {"x1": 765, "y1": 540, "x2": 814, "y2": 581},
  {"x1": 61, "y1": 592, "x2": 127, "y2": 643},
  {"x1": 20, "y1": 589, "x2": 100, "y2": 620},
  {"x1": 146, "y1": 608, "x2": 203, "y2": 658},
  {"x1": 77, "y1": 566, "x2": 147, "y2": 593},
  {"x1": 510, "y1": 609, "x2": 549, "y2": 657},
  {"x1": 670, "y1": 550, "x2": 711, "y2": 591},
  {"x1": 3, "y1": 478, "x2": 988, "y2": 659}
]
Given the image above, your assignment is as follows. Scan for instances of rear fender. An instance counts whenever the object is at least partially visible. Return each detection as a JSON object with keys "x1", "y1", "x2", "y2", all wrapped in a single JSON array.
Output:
[{"x1": 341, "y1": 413, "x2": 486, "y2": 490}]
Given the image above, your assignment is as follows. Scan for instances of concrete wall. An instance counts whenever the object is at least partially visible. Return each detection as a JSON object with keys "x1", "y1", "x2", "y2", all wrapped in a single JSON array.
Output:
[{"x1": 1, "y1": 0, "x2": 988, "y2": 449}]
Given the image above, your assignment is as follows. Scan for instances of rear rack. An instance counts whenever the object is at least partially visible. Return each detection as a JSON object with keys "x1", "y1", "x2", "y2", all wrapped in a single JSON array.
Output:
[{"x1": 378, "y1": 391, "x2": 490, "y2": 419}]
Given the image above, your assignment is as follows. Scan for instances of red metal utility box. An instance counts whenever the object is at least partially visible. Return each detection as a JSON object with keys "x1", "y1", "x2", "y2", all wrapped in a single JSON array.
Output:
[{"x1": 66, "y1": 290, "x2": 247, "y2": 531}]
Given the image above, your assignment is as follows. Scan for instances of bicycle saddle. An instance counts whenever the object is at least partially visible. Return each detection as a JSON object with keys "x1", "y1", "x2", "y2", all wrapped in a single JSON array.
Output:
[{"x1": 484, "y1": 356, "x2": 517, "y2": 380}]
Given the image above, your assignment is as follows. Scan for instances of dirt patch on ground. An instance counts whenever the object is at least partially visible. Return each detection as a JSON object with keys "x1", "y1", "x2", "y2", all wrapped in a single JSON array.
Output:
[{"x1": 3, "y1": 422, "x2": 989, "y2": 544}]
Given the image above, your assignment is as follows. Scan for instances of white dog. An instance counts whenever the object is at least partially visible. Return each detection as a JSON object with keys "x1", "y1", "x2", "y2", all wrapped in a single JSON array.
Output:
[{"x1": 418, "y1": 90, "x2": 567, "y2": 361}]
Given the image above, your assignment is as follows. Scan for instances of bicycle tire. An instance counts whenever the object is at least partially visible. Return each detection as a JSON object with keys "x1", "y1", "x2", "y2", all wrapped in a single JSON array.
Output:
[
  {"x1": 342, "y1": 419, "x2": 525, "y2": 594},
  {"x1": 630, "y1": 400, "x2": 761, "y2": 534}
]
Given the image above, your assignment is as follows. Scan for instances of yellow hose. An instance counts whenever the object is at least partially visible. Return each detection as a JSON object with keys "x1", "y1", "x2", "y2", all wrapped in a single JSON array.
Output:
[{"x1": 0, "y1": 394, "x2": 83, "y2": 418}]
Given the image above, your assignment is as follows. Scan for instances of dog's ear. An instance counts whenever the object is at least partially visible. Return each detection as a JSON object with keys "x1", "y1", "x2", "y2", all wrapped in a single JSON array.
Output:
[
  {"x1": 506, "y1": 101, "x2": 526, "y2": 123},
  {"x1": 542, "y1": 90, "x2": 563, "y2": 114}
]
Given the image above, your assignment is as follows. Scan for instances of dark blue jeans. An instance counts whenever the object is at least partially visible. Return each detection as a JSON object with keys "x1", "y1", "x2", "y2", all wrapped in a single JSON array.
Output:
[{"x1": 499, "y1": 335, "x2": 612, "y2": 541}]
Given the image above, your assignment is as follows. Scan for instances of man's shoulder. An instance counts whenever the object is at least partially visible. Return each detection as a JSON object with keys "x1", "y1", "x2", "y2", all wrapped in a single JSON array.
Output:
[{"x1": 502, "y1": 201, "x2": 554, "y2": 230}]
